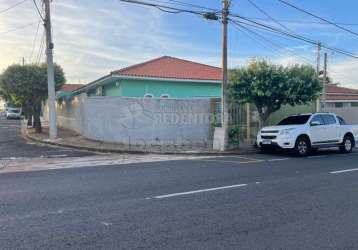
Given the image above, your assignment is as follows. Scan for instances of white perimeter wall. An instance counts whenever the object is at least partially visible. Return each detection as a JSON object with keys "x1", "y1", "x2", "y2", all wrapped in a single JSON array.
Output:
[
  {"x1": 45, "y1": 94, "x2": 213, "y2": 146},
  {"x1": 325, "y1": 107, "x2": 358, "y2": 124}
]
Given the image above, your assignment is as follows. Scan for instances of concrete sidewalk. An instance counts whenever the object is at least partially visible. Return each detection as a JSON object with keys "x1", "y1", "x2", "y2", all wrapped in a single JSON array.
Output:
[{"x1": 23, "y1": 122, "x2": 257, "y2": 155}]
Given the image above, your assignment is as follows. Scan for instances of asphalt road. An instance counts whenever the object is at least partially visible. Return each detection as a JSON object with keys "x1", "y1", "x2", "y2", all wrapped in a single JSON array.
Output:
[
  {"x1": 1, "y1": 145, "x2": 358, "y2": 249},
  {"x1": 0, "y1": 116, "x2": 95, "y2": 159}
]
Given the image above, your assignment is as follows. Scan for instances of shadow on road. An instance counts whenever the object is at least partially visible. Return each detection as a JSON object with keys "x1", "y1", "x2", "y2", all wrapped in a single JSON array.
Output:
[
  {"x1": 258, "y1": 147, "x2": 350, "y2": 158},
  {"x1": 0, "y1": 118, "x2": 96, "y2": 159}
]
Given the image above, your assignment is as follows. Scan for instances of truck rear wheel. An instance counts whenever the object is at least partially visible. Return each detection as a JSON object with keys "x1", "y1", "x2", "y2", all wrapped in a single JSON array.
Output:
[{"x1": 340, "y1": 135, "x2": 354, "y2": 153}]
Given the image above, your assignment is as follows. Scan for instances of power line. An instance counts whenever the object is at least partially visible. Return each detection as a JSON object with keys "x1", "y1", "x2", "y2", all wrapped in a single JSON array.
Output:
[
  {"x1": 239, "y1": 16, "x2": 358, "y2": 26},
  {"x1": 39, "y1": 40, "x2": 46, "y2": 64},
  {"x1": 35, "y1": 29, "x2": 45, "y2": 64},
  {"x1": 120, "y1": 0, "x2": 358, "y2": 61},
  {"x1": 119, "y1": 0, "x2": 207, "y2": 15},
  {"x1": 0, "y1": 0, "x2": 28, "y2": 15},
  {"x1": 154, "y1": 6, "x2": 182, "y2": 14},
  {"x1": 149, "y1": 0, "x2": 217, "y2": 12},
  {"x1": 230, "y1": 15, "x2": 358, "y2": 60},
  {"x1": 231, "y1": 20, "x2": 315, "y2": 65},
  {"x1": 278, "y1": 0, "x2": 358, "y2": 38},
  {"x1": 32, "y1": 0, "x2": 45, "y2": 21},
  {"x1": 0, "y1": 21, "x2": 39, "y2": 36},
  {"x1": 29, "y1": 21, "x2": 41, "y2": 62},
  {"x1": 246, "y1": 0, "x2": 292, "y2": 33},
  {"x1": 236, "y1": 16, "x2": 320, "y2": 44},
  {"x1": 119, "y1": 0, "x2": 222, "y2": 23},
  {"x1": 244, "y1": 0, "x2": 318, "y2": 65},
  {"x1": 239, "y1": 18, "x2": 353, "y2": 59},
  {"x1": 167, "y1": 0, "x2": 215, "y2": 10},
  {"x1": 232, "y1": 19, "x2": 309, "y2": 50},
  {"x1": 231, "y1": 20, "x2": 282, "y2": 58}
]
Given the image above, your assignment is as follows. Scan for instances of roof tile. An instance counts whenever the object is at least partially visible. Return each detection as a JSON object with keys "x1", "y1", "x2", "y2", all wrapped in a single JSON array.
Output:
[
  {"x1": 111, "y1": 56, "x2": 222, "y2": 81},
  {"x1": 326, "y1": 84, "x2": 358, "y2": 101},
  {"x1": 60, "y1": 84, "x2": 85, "y2": 92},
  {"x1": 326, "y1": 84, "x2": 358, "y2": 94}
]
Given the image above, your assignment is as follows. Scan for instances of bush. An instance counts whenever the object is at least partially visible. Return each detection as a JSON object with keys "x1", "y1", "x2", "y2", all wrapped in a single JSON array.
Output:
[{"x1": 229, "y1": 126, "x2": 240, "y2": 145}]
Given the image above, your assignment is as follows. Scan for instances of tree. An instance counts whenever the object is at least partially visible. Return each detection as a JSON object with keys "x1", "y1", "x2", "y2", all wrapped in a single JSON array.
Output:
[
  {"x1": 229, "y1": 60, "x2": 321, "y2": 127},
  {"x1": 0, "y1": 81, "x2": 11, "y2": 103},
  {"x1": 0, "y1": 64, "x2": 65, "y2": 132}
]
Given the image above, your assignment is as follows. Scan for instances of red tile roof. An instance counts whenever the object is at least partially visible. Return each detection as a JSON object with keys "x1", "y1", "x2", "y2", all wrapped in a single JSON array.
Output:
[
  {"x1": 111, "y1": 56, "x2": 222, "y2": 81},
  {"x1": 60, "y1": 84, "x2": 85, "y2": 92},
  {"x1": 326, "y1": 84, "x2": 358, "y2": 101},
  {"x1": 326, "y1": 95, "x2": 358, "y2": 101},
  {"x1": 326, "y1": 84, "x2": 358, "y2": 94}
]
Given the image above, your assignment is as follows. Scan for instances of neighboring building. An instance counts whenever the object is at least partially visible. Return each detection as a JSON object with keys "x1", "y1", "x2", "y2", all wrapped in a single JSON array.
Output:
[
  {"x1": 324, "y1": 84, "x2": 358, "y2": 108},
  {"x1": 74, "y1": 56, "x2": 222, "y2": 99},
  {"x1": 323, "y1": 84, "x2": 358, "y2": 124},
  {"x1": 57, "y1": 84, "x2": 85, "y2": 99}
]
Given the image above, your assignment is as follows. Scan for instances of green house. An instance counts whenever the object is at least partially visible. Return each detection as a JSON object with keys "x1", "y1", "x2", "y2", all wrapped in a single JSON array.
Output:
[{"x1": 73, "y1": 56, "x2": 222, "y2": 99}]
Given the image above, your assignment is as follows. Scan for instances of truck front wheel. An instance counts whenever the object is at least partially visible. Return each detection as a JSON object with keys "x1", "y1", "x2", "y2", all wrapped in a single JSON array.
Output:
[
  {"x1": 294, "y1": 136, "x2": 310, "y2": 157},
  {"x1": 340, "y1": 135, "x2": 354, "y2": 153}
]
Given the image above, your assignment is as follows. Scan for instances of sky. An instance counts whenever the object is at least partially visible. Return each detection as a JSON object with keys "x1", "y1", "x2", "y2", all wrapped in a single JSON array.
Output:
[{"x1": 1, "y1": 0, "x2": 358, "y2": 88}]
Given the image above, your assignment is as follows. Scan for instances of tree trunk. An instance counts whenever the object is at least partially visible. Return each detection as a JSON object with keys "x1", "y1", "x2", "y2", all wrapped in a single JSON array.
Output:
[
  {"x1": 258, "y1": 113, "x2": 266, "y2": 129},
  {"x1": 32, "y1": 104, "x2": 36, "y2": 128},
  {"x1": 257, "y1": 109, "x2": 272, "y2": 128},
  {"x1": 256, "y1": 103, "x2": 281, "y2": 129},
  {"x1": 256, "y1": 106, "x2": 267, "y2": 128},
  {"x1": 27, "y1": 105, "x2": 33, "y2": 127},
  {"x1": 24, "y1": 104, "x2": 28, "y2": 120},
  {"x1": 33, "y1": 103, "x2": 42, "y2": 133}
]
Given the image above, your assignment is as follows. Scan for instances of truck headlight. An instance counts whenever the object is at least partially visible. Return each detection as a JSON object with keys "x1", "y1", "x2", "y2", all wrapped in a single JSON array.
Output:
[{"x1": 280, "y1": 128, "x2": 295, "y2": 135}]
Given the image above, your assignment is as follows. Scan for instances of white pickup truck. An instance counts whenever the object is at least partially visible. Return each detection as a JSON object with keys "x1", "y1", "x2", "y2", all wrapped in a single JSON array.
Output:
[
  {"x1": 257, "y1": 112, "x2": 358, "y2": 156},
  {"x1": 5, "y1": 106, "x2": 22, "y2": 119}
]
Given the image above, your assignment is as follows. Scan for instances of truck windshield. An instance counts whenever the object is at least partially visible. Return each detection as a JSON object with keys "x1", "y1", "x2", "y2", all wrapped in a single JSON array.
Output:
[
  {"x1": 8, "y1": 109, "x2": 20, "y2": 113},
  {"x1": 277, "y1": 115, "x2": 311, "y2": 125}
]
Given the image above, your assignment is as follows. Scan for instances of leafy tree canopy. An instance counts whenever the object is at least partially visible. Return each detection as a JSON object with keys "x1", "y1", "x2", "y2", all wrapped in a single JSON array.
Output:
[
  {"x1": 229, "y1": 59, "x2": 321, "y2": 126},
  {"x1": 0, "y1": 80, "x2": 11, "y2": 103},
  {"x1": 0, "y1": 63, "x2": 65, "y2": 132},
  {"x1": 0, "y1": 63, "x2": 65, "y2": 106}
]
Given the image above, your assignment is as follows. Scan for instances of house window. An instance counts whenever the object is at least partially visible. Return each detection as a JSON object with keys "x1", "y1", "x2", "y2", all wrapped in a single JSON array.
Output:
[
  {"x1": 96, "y1": 86, "x2": 103, "y2": 96},
  {"x1": 160, "y1": 94, "x2": 170, "y2": 98},
  {"x1": 351, "y1": 102, "x2": 358, "y2": 107},
  {"x1": 144, "y1": 93, "x2": 154, "y2": 98},
  {"x1": 335, "y1": 102, "x2": 343, "y2": 108},
  {"x1": 326, "y1": 103, "x2": 335, "y2": 108}
]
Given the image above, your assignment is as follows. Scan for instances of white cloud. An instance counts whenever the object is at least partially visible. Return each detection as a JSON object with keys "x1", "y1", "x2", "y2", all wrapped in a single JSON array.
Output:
[
  {"x1": 330, "y1": 58, "x2": 358, "y2": 88},
  {"x1": 0, "y1": 0, "x2": 221, "y2": 83}
]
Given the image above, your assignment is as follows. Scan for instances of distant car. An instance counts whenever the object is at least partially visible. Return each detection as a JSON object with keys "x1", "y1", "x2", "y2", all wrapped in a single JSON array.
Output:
[
  {"x1": 6, "y1": 107, "x2": 22, "y2": 120},
  {"x1": 256, "y1": 112, "x2": 358, "y2": 156}
]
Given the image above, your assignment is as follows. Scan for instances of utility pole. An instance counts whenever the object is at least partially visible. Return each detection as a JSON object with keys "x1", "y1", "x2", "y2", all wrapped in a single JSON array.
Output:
[
  {"x1": 316, "y1": 42, "x2": 321, "y2": 75},
  {"x1": 315, "y1": 41, "x2": 321, "y2": 112},
  {"x1": 22, "y1": 57, "x2": 25, "y2": 66},
  {"x1": 43, "y1": 0, "x2": 57, "y2": 139},
  {"x1": 221, "y1": 0, "x2": 230, "y2": 151},
  {"x1": 322, "y1": 53, "x2": 328, "y2": 111}
]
